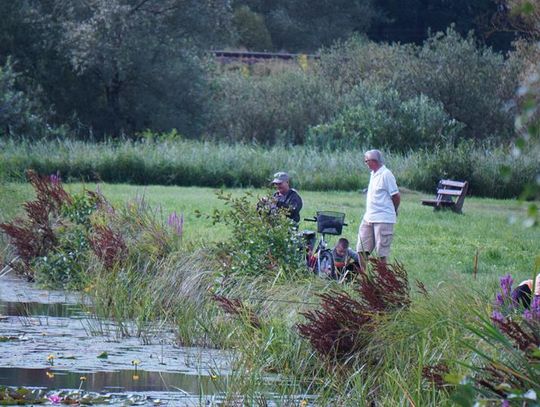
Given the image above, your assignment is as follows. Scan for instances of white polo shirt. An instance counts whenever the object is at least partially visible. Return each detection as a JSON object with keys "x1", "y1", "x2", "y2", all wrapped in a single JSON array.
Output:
[{"x1": 363, "y1": 165, "x2": 399, "y2": 224}]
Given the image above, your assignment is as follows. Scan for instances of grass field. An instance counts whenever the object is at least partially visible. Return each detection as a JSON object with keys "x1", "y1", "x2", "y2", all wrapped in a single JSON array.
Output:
[{"x1": 2, "y1": 181, "x2": 538, "y2": 290}]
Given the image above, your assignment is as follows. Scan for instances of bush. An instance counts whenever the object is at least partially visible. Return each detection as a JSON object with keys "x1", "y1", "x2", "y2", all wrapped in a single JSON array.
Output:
[
  {"x1": 0, "y1": 169, "x2": 181, "y2": 288},
  {"x1": 207, "y1": 68, "x2": 340, "y2": 144},
  {"x1": 395, "y1": 27, "x2": 519, "y2": 142},
  {"x1": 208, "y1": 190, "x2": 305, "y2": 281},
  {"x1": 316, "y1": 29, "x2": 520, "y2": 143},
  {"x1": 316, "y1": 35, "x2": 415, "y2": 93},
  {"x1": 307, "y1": 84, "x2": 464, "y2": 151}
]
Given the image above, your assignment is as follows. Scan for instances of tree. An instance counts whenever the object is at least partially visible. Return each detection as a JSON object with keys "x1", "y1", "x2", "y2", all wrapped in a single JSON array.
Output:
[
  {"x1": 233, "y1": 0, "x2": 379, "y2": 51},
  {"x1": 232, "y1": 5, "x2": 273, "y2": 50},
  {"x1": 55, "y1": 0, "x2": 233, "y2": 137},
  {"x1": 0, "y1": 58, "x2": 50, "y2": 138},
  {"x1": 368, "y1": 0, "x2": 514, "y2": 51}
]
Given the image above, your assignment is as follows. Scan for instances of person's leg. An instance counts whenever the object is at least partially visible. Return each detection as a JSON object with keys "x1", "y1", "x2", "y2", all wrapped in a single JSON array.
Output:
[
  {"x1": 514, "y1": 284, "x2": 532, "y2": 309},
  {"x1": 373, "y1": 223, "x2": 394, "y2": 262},
  {"x1": 356, "y1": 220, "x2": 374, "y2": 271}
]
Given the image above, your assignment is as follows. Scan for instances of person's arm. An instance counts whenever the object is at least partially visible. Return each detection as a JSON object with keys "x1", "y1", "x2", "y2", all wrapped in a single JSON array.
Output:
[
  {"x1": 392, "y1": 192, "x2": 400, "y2": 215},
  {"x1": 349, "y1": 249, "x2": 360, "y2": 264},
  {"x1": 290, "y1": 192, "x2": 303, "y2": 213}
]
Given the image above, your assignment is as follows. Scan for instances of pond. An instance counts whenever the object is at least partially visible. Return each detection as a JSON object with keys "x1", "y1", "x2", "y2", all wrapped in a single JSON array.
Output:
[{"x1": 0, "y1": 271, "x2": 231, "y2": 405}]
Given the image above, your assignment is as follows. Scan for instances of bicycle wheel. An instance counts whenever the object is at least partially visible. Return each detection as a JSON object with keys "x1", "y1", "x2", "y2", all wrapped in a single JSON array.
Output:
[{"x1": 317, "y1": 250, "x2": 335, "y2": 278}]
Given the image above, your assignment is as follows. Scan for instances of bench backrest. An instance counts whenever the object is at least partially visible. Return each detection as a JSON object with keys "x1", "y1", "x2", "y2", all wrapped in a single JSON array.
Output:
[{"x1": 436, "y1": 179, "x2": 469, "y2": 211}]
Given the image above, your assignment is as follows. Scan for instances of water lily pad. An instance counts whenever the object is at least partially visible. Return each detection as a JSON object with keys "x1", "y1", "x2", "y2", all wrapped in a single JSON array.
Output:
[{"x1": 97, "y1": 351, "x2": 108, "y2": 359}]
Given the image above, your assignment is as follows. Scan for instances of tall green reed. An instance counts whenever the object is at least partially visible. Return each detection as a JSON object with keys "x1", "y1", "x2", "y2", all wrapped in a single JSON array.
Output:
[{"x1": 1, "y1": 138, "x2": 538, "y2": 198}]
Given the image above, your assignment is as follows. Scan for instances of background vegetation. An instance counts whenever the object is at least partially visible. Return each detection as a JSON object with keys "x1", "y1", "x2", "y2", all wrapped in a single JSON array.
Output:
[
  {"x1": 1, "y1": 138, "x2": 538, "y2": 199},
  {"x1": 0, "y1": 0, "x2": 532, "y2": 146}
]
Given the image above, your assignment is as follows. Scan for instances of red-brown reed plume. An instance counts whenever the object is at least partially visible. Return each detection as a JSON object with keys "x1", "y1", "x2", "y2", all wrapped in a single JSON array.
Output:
[
  {"x1": 0, "y1": 170, "x2": 72, "y2": 279},
  {"x1": 89, "y1": 225, "x2": 127, "y2": 269},
  {"x1": 297, "y1": 259, "x2": 410, "y2": 361}
]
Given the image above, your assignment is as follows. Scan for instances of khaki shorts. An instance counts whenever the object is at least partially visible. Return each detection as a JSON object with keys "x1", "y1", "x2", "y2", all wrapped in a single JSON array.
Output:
[{"x1": 356, "y1": 221, "x2": 394, "y2": 258}]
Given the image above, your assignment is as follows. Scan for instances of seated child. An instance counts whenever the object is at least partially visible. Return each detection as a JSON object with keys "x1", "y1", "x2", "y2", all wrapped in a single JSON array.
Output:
[{"x1": 332, "y1": 238, "x2": 361, "y2": 277}]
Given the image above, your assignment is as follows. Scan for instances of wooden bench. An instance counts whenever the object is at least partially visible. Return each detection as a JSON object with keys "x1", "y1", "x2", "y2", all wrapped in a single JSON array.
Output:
[{"x1": 421, "y1": 179, "x2": 469, "y2": 214}]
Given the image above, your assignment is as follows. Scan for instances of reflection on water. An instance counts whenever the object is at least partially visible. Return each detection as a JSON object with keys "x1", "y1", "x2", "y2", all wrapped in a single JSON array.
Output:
[
  {"x1": 0, "y1": 367, "x2": 219, "y2": 394},
  {"x1": 0, "y1": 271, "x2": 231, "y2": 404},
  {"x1": 0, "y1": 301, "x2": 86, "y2": 318}
]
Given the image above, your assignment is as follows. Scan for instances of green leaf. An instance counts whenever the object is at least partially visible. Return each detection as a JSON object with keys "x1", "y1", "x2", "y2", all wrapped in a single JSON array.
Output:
[{"x1": 444, "y1": 373, "x2": 465, "y2": 385}]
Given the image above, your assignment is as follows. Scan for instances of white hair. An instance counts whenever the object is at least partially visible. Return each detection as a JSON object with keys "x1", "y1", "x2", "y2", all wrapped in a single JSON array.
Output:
[{"x1": 364, "y1": 149, "x2": 384, "y2": 164}]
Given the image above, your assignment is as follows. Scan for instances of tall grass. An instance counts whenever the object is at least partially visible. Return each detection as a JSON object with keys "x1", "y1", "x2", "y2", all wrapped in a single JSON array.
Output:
[{"x1": 1, "y1": 138, "x2": 539, "y2": 198}]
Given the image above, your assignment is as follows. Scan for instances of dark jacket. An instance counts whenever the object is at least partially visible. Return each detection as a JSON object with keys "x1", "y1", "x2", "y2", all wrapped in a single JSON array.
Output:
[{"x1": 273, "y1": 188, "x2": 303, "y2": 223}]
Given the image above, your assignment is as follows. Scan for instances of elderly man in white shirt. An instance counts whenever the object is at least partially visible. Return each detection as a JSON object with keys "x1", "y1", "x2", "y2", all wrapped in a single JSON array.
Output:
[{"x1": 356, "y1": 149, "x2": 400, "y2": 269}]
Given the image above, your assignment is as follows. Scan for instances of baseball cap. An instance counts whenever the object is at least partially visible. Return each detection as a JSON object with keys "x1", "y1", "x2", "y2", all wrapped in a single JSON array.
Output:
[{"x1": 271, "y1": 171, "x2": 289, "y2": 184}]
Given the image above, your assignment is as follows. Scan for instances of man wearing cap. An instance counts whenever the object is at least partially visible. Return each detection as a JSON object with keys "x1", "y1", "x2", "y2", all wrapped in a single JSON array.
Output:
[
  {"x1": 356, "y1": 149, "x2": 400, "y2": 268},
  {"x1": 271, "y1": 171, "x2": 303, "y2": 224}
]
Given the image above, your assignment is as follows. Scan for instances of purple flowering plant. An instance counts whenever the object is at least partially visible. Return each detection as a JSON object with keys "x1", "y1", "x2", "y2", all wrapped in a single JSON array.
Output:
[{"x1": 167, "y1": 211, "x2": 184, "y2": 238}]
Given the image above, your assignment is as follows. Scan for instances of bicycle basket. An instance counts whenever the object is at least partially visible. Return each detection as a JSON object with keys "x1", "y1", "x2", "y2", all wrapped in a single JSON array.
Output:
[{"x1": 316, "y1": 211, "x2": 345, "y2": 235}]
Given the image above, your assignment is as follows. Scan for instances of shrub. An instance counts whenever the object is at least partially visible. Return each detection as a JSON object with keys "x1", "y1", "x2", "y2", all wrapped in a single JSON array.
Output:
[
  {"x1": 395, "y1": 27, "x2": 519, "y2": 142},
  {"x1": 297, "y1": 260, "x2": 410, "y2": 361},
  {"x1": 307, "y1": 84, "x2": 463, "y2": 151},
  {"x1": 207, "y1": 68, "x2": 340, "y2": 144},
  {"x1": 33, "y1": 225, "x2": 89, "y2": 289},
  {"x1": 316, "y1": 29, "x2": 520, "y2": 143},
  {"x1": 316, "y1": 35, "x2": 415, "y2": 93},
  {"x1": 0, "y1": 170, "x2": 72, "y2": 279},
  {"x1": 0, "y1": 169, "x2": 180, "y2": 288},
  {"x1": 208, "y1": 190, "x2": 305, "y2": 281}
]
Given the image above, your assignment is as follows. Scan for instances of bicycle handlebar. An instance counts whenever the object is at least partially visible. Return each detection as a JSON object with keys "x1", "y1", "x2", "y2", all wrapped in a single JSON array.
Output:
[{"x1": 303, "y1": 218, "x2": 348, "y2": 227}]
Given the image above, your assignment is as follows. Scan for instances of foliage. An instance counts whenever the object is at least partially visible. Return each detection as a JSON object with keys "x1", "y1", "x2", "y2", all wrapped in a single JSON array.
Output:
[
  {"x1": 33, "y1": 224, "x2": 90, "y2": 289},
  {"x1": 0, "y1": 58, "x2": 50, "y2": 138},
  {"x1": 0, "y1": 0, "x2": 232, "y2": 139},
  {"x1": 0, "y1": 170, "x2": 179, "y2": 288},
  {"x1": 232, "y1": 5, "x2": 273, "y2": 50},
  {"x1": 316, "y1": 35, "x2": 416, "y2": 93},
  {"x1": 317, "y1": 29, "x2": 520, "y2": 144},
  {"x1": 308, "y1": 84, "x2": 463, "y2": 151},
  {"x1": 396, "y1": 27, "x2": 520, "y2": 142},
  {"x1": 511, "y1": 37, "x2": 540, "y2": 226},
  {"x1": 208, "y1": 190, "x2": 305, "y2": 280},
  {"x1": 208, "y1": 68, "x2": 340, "y2": 144},
  {"x1": 297, "y1": 259, "x2": 410, "y2": 361},
  {"x1": 234, "y1": 0, "x2": 378, "y2": 51},
  {"x1": 440, "y1": 274, "x2": 540, "y2": 405},
  {"x1": 55, "y1": 0, "x2": 231, "y2": 137},
  {"x1": 0, "y1": 170, "x2": 72, "y2": 279},
  {"x1": 3, "y1": 138, "x2": 540, "y2": 199}
]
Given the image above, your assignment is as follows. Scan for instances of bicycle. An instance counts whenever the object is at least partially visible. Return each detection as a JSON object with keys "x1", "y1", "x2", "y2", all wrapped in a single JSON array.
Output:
[{"x1": 302, "y1": 211, "x2": 348, "y2": 280}]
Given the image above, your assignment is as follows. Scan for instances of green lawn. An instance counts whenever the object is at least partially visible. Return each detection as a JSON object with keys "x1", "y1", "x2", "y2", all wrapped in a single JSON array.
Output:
[{"x1": 2, "y1": 182, "x2": 538, "y2": 290}]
